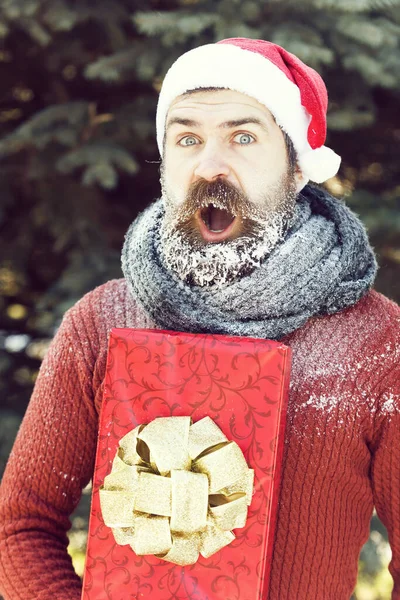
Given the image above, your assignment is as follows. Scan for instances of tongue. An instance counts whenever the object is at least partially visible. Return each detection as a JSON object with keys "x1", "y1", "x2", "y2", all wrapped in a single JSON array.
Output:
[{"x1": 209, "y1": 206, "x2": 235, "y2": 232}]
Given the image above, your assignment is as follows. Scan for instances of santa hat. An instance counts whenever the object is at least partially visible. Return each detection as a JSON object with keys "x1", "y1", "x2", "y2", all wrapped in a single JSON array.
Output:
[{"x1": 156, "y1": 38, "x2": 341, "y2": 187}]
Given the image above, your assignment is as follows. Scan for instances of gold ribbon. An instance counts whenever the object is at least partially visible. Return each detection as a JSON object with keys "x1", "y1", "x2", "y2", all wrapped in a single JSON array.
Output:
[{"x1": 99, "y1": 416, "x2": 254, "y2": 566}]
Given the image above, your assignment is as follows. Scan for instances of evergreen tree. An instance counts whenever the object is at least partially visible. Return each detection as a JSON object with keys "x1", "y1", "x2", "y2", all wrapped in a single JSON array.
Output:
[{"x1": 0, "y1": 2, "x2": 399, "y2": 597}]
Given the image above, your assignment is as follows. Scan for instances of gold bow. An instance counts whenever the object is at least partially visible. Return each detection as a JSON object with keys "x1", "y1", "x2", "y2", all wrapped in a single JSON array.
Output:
[{"x1": 99, "y1": 416, "x2": 254, "y2": 566}]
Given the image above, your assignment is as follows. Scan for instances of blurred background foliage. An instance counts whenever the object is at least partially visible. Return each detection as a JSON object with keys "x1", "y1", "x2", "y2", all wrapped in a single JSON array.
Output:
[{"x1": 0, "y1": 0, "x2": 399, "y2": 598}]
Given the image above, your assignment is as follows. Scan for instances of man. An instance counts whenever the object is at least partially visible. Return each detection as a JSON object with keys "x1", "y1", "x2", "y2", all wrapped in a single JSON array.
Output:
[{"x1": 0, "y1": 38, "x2": 399, "y2": 600}]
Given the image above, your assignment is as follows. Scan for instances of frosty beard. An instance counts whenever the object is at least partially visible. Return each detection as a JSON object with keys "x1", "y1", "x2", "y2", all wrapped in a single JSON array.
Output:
[{"x1": 159, "y1": 172, "x2": 298, "y2": 287}]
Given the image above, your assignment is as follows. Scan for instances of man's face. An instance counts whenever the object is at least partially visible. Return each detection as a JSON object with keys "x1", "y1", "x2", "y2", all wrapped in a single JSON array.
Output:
[{"x1": 160, "y1": 89, "x2": 300, "y2": 286}]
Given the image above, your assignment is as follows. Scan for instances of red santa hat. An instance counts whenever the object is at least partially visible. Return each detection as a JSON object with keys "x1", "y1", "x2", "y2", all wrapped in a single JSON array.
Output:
[{"x1": 156, "y1": 38, "x2": 341, "y2": 187}]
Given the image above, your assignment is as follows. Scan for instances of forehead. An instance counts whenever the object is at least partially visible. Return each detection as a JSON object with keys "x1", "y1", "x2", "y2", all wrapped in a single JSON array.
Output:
[{"x1": 167, "y1": 88, "x2": 275, "y2": 123}]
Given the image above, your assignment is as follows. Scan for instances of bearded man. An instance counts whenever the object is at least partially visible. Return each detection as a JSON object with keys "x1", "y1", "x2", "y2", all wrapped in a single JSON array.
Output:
[{"x1": 0, "y1": 38, "x2": 399, "y2": 600}]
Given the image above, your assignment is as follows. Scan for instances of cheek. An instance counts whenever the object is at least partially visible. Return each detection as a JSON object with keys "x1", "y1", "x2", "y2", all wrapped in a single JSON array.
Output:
[
  {"x1": 162, "y1": 163, "x2": 188, "y2": 207},
  {"x1": 249, "y1": 144, "x2": 288, "y2": 179},
  {"x1": 239, "y1": 159, "x2": 288, "y2": 207},
  {"x1": 237, "y1": 162, "x2": 268, "y2": 193}
]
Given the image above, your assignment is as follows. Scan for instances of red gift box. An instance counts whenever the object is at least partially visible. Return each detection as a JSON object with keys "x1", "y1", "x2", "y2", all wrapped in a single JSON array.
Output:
[{"x1": 82, "y1": 328, "x2": 291, "y2": 600}]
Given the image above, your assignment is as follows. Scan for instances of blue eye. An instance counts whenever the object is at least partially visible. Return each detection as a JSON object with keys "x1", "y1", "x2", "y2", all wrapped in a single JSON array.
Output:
[
  {"x1": 179, "y1": 136, "x2": 198, "y2": 146},
  {"x1": 234, "y1": 133, "x2": 255, "y2": 145}
]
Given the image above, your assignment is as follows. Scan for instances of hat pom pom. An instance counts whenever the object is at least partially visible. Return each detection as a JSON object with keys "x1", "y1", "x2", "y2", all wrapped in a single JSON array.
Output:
[{"x1": 299, "y1": 146, "x2": 341, "y2": 184}]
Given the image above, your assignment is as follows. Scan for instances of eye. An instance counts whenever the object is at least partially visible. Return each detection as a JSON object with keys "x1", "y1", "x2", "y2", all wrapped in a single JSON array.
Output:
[
  {"x1": 233, "y1": 133, "x2": 255, "y2": 145},
  {"x1": 178, "y1": 135, "x2": 199, "y2": 147}
]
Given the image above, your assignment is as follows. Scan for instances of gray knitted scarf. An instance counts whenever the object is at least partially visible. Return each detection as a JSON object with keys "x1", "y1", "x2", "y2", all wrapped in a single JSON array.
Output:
[{"x1": 121, "y1": 185, "x2": 377, "y2": 340}]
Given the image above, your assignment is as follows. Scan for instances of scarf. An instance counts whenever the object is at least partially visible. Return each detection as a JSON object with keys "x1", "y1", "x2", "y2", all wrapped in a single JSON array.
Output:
[{"x1": 121, "y1": 185, "x2": 377, "y2": 340}]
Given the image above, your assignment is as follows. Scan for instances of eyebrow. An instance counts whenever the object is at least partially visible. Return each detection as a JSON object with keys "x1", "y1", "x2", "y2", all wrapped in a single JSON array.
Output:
[{"x1": 166, "y1": 117, "x2": 269, "y2": 133}]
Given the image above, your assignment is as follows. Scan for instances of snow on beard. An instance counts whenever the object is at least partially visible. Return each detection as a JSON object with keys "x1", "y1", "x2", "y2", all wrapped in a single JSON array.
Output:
[{"x1": 160, "y1": 174, "x2": 298, "y2": 287}]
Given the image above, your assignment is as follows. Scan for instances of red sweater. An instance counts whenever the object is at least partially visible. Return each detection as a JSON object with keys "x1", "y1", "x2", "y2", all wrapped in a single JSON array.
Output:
[{"x1": 0, "y1": 279, "x2": 399, "y2": 600}]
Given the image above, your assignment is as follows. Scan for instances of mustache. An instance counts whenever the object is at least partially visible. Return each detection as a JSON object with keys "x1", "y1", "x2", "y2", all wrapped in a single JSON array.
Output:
[
  {"x1": 177, "y1": 178, "x2": 250, "y2": 218},
  {"x1": 170, "y1": 178, "x2": 266, "y2": 244},
  {"x1": 184, "y1": 178, "x2": 247, "y2": 215}
]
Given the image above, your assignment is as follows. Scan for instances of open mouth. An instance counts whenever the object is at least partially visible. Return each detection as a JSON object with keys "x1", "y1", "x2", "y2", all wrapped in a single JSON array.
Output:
[{"x1": 197, "y1": 204, "x2": 237, "y2": 242}]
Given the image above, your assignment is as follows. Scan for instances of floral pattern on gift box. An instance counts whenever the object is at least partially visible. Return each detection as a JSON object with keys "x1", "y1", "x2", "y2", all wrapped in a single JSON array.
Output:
[{"x1": 82, "y1": 329, "x2": 291, "y2": 600}]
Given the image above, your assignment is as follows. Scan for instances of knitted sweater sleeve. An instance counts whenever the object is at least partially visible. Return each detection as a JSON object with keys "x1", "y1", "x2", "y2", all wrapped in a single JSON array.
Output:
[
  {"x1": 0, "y1": 301, "x2": 100, "y2": 600},
  {"x1": 370, "y1": 304, "x2": 400, "y2": 599}
]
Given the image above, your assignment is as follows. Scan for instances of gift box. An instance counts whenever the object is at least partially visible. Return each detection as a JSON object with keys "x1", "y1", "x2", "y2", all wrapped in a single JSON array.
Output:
[{"x1": 81, "y1": 328, "x2": 291, "y2": 600}]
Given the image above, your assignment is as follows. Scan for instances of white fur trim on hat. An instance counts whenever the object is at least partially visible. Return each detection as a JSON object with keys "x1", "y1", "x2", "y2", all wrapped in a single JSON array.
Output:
[
  {"x1": 156, "y1": 43, "x2": 341, "y2": 184},
  {"x1": 299, "y1": 146, "x2": 342, "y2": 184}
]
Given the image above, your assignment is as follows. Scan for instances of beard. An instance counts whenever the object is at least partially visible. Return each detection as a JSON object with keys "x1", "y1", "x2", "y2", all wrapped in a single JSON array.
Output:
[{"x1": 159, "y1": 169, "x2": 298, "y2": 287}]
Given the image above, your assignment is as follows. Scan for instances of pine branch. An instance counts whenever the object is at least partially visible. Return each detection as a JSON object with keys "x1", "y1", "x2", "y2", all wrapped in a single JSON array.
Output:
[
  {"x1": 270, "y1": 24, "x2": 335, "y2": 69},
  {"x1": 0, "y1": 102, "x2": 90, "y2": 157},
  {"x1": 343, "y1": 53, "x2": 398, "y2": 88},
  {"x1": 337, "y1": 16, "x2": 399, "y2": 48},
  {"x1": 42, "y1": 0, "x2": 86, "y2": 32},
  {"x1": 19, "y1": 17, "x2": 52, "y2": 46},
  {"x1": 291, "y1": 0, "x2": 400, "y2": 11},
  {"x1": 84, "y1": 48, "x2": 144, "y2": 82},
  {"x1": 0, "y1": 18, "x2": 9, "y2": 37},
  {"x1": 42, "y1": 0, "x2": 130, "y2": 33},
  {"x1": 0, "y1": 0, "x2": 43, "y2": 21},
  {"x1": 133, "y1": 10, "x2": 220, "y2": 44},
  {"x1": 327, "y1": 74, "x2": 376, "y2": 130},
  {"x1": 56, "y1": 143, "x2": 139, "y2": 189}
]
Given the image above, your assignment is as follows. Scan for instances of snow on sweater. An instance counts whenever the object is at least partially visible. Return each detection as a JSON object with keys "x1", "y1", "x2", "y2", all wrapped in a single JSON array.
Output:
[{"x1": 0, "y1": 278, "x2": 399, "y2": 600}]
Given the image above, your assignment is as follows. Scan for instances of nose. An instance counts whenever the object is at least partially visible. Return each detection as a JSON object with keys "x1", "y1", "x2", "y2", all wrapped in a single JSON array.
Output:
[{"x1": 193, "y1": 143, "x2": 230, "y2": 181}]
